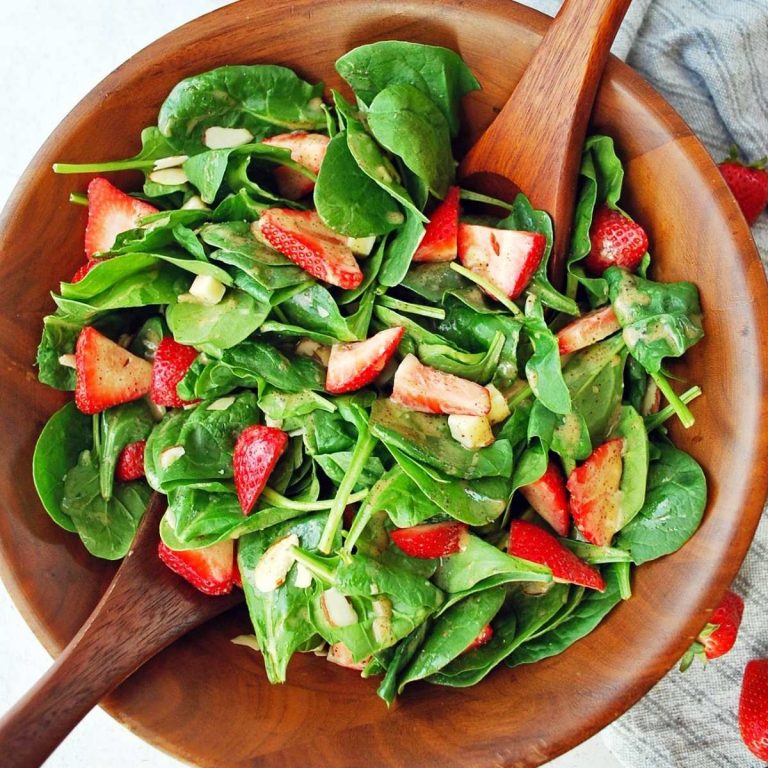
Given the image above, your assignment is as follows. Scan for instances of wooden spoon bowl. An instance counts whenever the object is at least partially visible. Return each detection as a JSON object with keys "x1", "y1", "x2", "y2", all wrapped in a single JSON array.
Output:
[{"x1": 0, "y1": 1, "x2": 766, "y2": 766}]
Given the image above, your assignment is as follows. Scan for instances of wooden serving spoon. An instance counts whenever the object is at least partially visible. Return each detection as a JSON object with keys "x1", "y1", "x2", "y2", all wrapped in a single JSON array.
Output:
[
  {"x1": 459, "y1": 0, "x2": 633, "y2": 287},
  {"x1": 0, "y1": 3, "x2": 632, "y2": 765},
  {"x1": 0, "y1": 494, "x2": 243, "y2": 768}
]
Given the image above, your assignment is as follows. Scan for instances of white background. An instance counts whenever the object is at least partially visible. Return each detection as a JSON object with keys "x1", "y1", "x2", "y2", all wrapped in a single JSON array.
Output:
[{"x1": 0, "y1": 2, "x2": 623, "y2": 766}]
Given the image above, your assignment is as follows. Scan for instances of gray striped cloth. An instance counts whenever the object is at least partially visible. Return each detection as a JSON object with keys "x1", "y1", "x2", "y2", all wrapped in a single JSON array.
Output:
[{"x1": 522, "y1": 1, "x2": 768, "y2": 765}]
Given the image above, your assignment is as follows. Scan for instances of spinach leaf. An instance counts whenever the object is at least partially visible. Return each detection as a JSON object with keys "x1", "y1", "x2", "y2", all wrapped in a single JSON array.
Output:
[
  {"x1": 370, "y1": 399, "x2": 513, "y2": 479},
  {"x1": 211, "y1": 189, "x2": 268, "y2": 222},
  {"x1": 527, "y1": 399, "x2": 592, "y2": 474},
  {"x1": 433, "y1": 534, "x2": 552, "y2": 597},
  {"x1": 507, "y1": 562, "x2": 624, "y2": 667},
  {"x1": 387, "y1": 446, "x2": 511, "y2": 526},
  {"x1": 144, "y1": 393, "x2": 259, "y2": 493},
  {"x1": 562, "y1": 334, "x2": 627, "y2": 444},
  {"x1": 98, "y1": 400, "x2": 156, "y2": 500},
  {"x1": 377, "y1": 623, "x2": 429, "y2": 706},
  {"x1": 367, "y1": 84, "x2": 454, "y2": 199},
  {"x1": 313, "y1": 130, "x2": 404, "y2": 237},
  {"x1": 397, "y1": 587, "x2": 506, "y2": 691},
  {"x1": 32, "y1": 402, "x2": 91, "y2": 533},
  {"x1": 363, "y1": 466, "x2": 444, "y2": 528},
  {"x1": 400, "y1": 262, "x2": 470, "y2": 303},
  {"x1": 567, "y1": 134, "x2": 627, "y2": 302},
  {"x1": 605, "y1": 267, "x2": 704, "y2": 374},
  {"x1": 158, "y1": 65, "x2": 326, "y2": 153},
  {"x1": 560, "y1": 539, "x2": 632, "y2": 564},
  {"x1": 523, "y1": 296, "x2": 571, "y2": 414},
  {"x1": 36, "y1": 316, "x2": 81, "y2": 390},
  {"x1": 615, "y1": 443, "x2": 706, "y2": 564},
  {"x1": 417, "y1": 332, "x2": 504, "y2": 384},
  {"x1": 278, "y1": 284, "x2": 356, "y2": 342},
  {"x1": 335, "y1": 41, "x2": 480, "y2": 137},
  {"x1": 239, "y1": 513, "x2": 327, "y2": 683},
  {"x1": 166, "y1": 288, "x2": 269, "y2": 351},
  {"x1": 377, "y1": 207, "x2": 425, "y2": 287},
  {"x1": 61, "y1": 449, "x2": 151, "y2": 560},
  {"x1": 510, "y1": 441, "x2": 548, "y2": 496},
  {"x1": 609, "y1": 405, "x2": 649, "y2": 527},
  {"x1": 498, "y1": 194, "x2": 579, "y2": 316}
]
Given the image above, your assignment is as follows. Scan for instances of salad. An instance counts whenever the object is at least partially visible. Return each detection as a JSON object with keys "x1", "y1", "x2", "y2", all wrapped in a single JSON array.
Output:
[{"x1": 32, "y1": 41, "x2": 707, "y2": 704}]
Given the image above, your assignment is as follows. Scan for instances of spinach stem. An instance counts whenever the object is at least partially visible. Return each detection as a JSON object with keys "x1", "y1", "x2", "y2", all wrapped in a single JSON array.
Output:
[
  {"x1": 507, "y1": 383, "x2": 533, "y2": 409},
  {"x1": 377, "y1": 295, "x2": 446, "y2": 320},
  {"x1": 318, "y1": 429, "x2": 377, "y2": 553},
  {"x1": 260, "y1": 487, "x2": 369, "y2": 512},
  {"x1": 648, "y1": 372, "x2": 696, "y2": 429},
  {"x1": 617, "y1": 561, "x2": 633, "y2": 601},
  {"x1": 53, "y1": 160, "x2": 154, "y2": 174},
  {"x1": 644, "y1": 385, "x2": 702, "y2": 432},
  {"x1": 343, "y1": 496, "x2": 374, "y2": 553},
  {"x1": 69, "y1": 192, "x2": 89, "y2": 206},
  {"x1": 449, "y1": 263, "x2": 523, "y2": 316},
  {"x1": 458, "y1": 188, "x2": 515, "y2": 211},
  {"x1": 290, "y1": 546, "x2": 336, "y2": 585}
]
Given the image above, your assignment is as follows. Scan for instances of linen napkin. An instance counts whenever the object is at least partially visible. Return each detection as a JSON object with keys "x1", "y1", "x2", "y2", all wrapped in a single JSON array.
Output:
[{"x1": 520, "y1": 1, "x2": 768, "y2": 765}]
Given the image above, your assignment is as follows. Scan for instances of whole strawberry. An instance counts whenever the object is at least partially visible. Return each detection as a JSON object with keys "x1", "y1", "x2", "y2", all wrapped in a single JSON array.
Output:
[
  {"x1": 584, "y1": 205, "x2": 648, "y2": 276},
  {"x1": 679, "y1": 589, "x2": 744, "y2": 671},
  {"x1": 718, "y1": 147, "x2": 768, "y2": 225},
  {"x1": 739, "y1": 658, "x2": 768, "y2": 761}
]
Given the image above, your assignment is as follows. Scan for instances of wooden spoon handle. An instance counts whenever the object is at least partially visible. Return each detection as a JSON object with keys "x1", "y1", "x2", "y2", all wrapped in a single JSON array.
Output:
[{"x1": 0, "y1": 495, "x2": 241, "y2": 768}]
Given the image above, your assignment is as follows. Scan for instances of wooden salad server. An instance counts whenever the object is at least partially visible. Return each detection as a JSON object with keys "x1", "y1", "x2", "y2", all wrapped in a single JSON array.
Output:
[
  {"x1": 459, "y1": 0, "x2": 633, "y2": 286},
  {"x1": 0, "y1": 494, "x2": 243, "y2": 768}
]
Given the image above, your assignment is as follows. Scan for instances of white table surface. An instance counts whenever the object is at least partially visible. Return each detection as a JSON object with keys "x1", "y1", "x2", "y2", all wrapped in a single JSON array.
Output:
[{"x1": 0, "y1": 2, "x2": 624, "y2": 766}]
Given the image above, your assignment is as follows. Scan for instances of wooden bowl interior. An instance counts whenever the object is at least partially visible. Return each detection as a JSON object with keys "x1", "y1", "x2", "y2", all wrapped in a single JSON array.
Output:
[{"x1": 0, "y1": 1, "x2": 766, "y2": 766}]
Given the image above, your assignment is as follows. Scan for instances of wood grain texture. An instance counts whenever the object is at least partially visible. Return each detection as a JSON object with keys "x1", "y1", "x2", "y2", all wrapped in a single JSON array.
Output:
[
  {"x1": 0, "y1": 1, "x2": 767, "y2": 766},
  {"x1": 0, "y1": 495, "x2": 241, "y2": 768},
  {"x1": 459, "y1": 0, "x2": 632, "y2": 284}
]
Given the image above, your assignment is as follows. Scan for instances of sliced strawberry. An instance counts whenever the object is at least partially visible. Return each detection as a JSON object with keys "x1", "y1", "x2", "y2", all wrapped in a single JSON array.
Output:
[
  {"x1": 389, "y1": 521, "x2": 469, "y2": 559},
  {"x1": 262, "y1": 132, "x2": 330, "y2": 200},
  {"x1": 158, "y1": 539, "x2": 235, "y2": 596},
  {"x1": 70, "y1": 259, "x2": 99, "y2": 283},
  {"x1": 519, "y1": 461, "x2": 570, "y2": 536},
  {"x1": 84, "y1": 177, "x2": 158, "y2": 257},
  {"x1": 115, "y1": 440, "x2": 147, "y2": 482},
  {"x1": 566, "y1": 439, "x2": 624, "y2": 547},
  {"x1": 233, "y1": 424, "x2": 289, "y2": 515},
  {"x1": 458, "y1": 223, "x2": 545, "y2": 299},
  {"x1": 740, "y1": 659, "x2": 768, "y2": 761},
  {"x1": 391, "y1": 353, "x2": 490, "y2": 416},
  {"x1": 556, "y1": 306, "x2": 621, "y2": 355},
  {"x1": 151, "y1": 337, "x2": 200, "y2": 408},
  {"x1": 508, "y1": 520, "x2": 605, "y2": 591},
  {"x1": 681, "y1": 590, "x2": 745, "y2": 671},
  {"x1": 413, "y1": 186, "x2": 459, "y2": 262},
  {"x1": 640, "y1": 378, "x2": 661, "y2": 417},
  {"x1": 584, "y1": 206, "x2": 648, "y2": 276},
  {"x1": 719, "y1": 151, "x2": 768, "y2": 225},
  {"x1": 463, "y1": 624, "x2": 494, "y2": 654},
  {"x1": 255, "y1": 209, "x2": 363, "y2": 289},
  {"x1": 75, "y1": 327, "x2": 152, "y2": 415},
  {"x1": 326, "y1": 326, "x2": 404, "y2": 394},
  {"x1": 232, "y1": 553, "x2": 243, "y2": 589}
]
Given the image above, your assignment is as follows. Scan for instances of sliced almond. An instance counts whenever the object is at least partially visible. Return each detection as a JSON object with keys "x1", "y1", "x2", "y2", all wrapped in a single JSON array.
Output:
[
  {"x1": 231, "y1": 634, "x2": 260, "y2": 652},
  {"x1": 320, "y1": 587, "x2": 358, "y2": 627},
  {"x1": 159, "y1": 445, "x2": 185, "y2": 469},
  {"x1": 58, "y1": 353, "x2": 76, "y2": 368},
  {"x1": 252, "y1": 534, "x2": 299, "y2": 593},
  {"x1": 326, "y1": 642, "x2": 369, "y2": 670},
  {"x1": 204, "y1": 126, "x2": 254, "y2": 149},
  {"x1": 294, "y1": 562, "x2": 314, "y2": 589},
  {"x1": 144, "y1": 396, "x2": 167, "y2": 421},
  {"x1": 149, "y1": 167, "x2": 188, "y2": 186},
  {"x1": 486, "y1": 384, "x2": 511, "y2": 424},
  {"x1": 206, "y1": 396, "x2": 236, "y2": 412},
  {"x1": 153, "y1": 155, "x2": 189, "y2": 171},
  {"x1": 296, "y1": 338, "x2": 331, "y2": 366},
  {"x1": 448, "y1": 414, "x2": 495, "y2": 449},
  {"x1": 181, "y1": 194, "x2": 210, "y2": 211},
  {"x1": 346, "y1": 235, "x2": 377, "y2": 256},
  {"x1": 189, "y1": 274, "x2": 226, "y2": 305},
  {"x1": 371, "y1": 597, "x2": 393, "y2": 645}
]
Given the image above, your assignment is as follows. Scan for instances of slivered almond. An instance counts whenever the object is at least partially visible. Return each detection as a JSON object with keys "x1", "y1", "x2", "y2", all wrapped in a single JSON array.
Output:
[{"x1": 252, "y1": 534, "x2": 298, "y2": 593}]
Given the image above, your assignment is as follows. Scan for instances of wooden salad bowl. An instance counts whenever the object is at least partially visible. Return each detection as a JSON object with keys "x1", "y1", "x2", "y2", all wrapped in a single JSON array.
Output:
[{"x1": 0, "y1": 1, "x2": 766, "y2": 766}]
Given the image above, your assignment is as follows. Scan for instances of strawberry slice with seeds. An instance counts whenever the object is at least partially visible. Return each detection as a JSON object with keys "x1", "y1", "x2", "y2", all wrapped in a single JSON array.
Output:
[
  {"x1": 680, "y1": 589, "x2": 745, "y2": 671},
  {"x1": 75, "y1": 327, "x2": 152, "y2": 415},
  {"x1": 566, "y1": 438, "x2": 624, "y2": 547},
  {"x1": 463, "y1": 624, "x2": 494, "y2": 654},
  {"x1": 70, "y1": 259, "x2": 99, "y2": 283},
  {"x1": 458, "y1": 223, "x2": 546, "y2": 299},
  {"x1": 719, "y1": 149, "x2": 768, "y2": 225},
  {"x1": 520, "y1": 461, "x2": 571, "y2": 536},
  {"x1": 584, "y1": 206, "x2": 648, "y2": 276},
  {"x1": 326, "y1": 326, "x2": 404, "y2": 394},
  {"x1": 413, "y1": 186, "x2": 459, "y2": 262},
  {"x1": 255, "y1": 209, "x2": 363, "y2": 289},
  {"x1": 85, "y1": 177, "x2": 158, "y2": 257},
  {"x1": 389, "y1": 521, "x2": 469, "y2": 559},
  {"x1": 151, "y1": 337, "x2": 200, "y2": 407},
  {"x1": 508, "y1": 520, "x2": 605, "y2": 591},
  {"x1": 391, "y1": 353, "x2": 490, "y2": 416},
  {"x1": 158, "y1": 539, "x2": 235, "y2": 596},
  {"x1": 262, "y1": 132, "x2": 330, "y2": 200},
  {"x1": 115, "y1": 440, "x2": 147, "y2": 482},
  {"x1": 556, "y1": 306, "x2": 621, "y2": 355},
  {"x1": 740, "y1": 659, "x2": 768, "y2": 761},
  {"x1": 233, "y1": 424, "x2": 289, "y2": 515}
]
